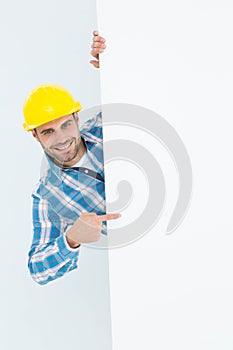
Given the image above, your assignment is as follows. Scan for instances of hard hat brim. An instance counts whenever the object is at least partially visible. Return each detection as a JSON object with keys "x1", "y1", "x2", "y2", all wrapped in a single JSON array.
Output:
[{"x1": 23, "y1": 101, "x2": 82, "y2": 131}]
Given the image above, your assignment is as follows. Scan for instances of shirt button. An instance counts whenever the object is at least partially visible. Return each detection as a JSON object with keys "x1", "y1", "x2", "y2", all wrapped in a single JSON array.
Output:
[{"x1": 84, "y1": 169, "x2": 89, "y2": 174}]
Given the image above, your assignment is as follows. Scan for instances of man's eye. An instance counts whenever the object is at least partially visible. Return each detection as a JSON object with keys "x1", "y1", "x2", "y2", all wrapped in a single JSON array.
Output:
[
  {"x1": 62, "y1": 122, "x2": 72, "y2": 129},
  {"x1": 43, "y1": 130, "x2": 53, "y2": 135}
]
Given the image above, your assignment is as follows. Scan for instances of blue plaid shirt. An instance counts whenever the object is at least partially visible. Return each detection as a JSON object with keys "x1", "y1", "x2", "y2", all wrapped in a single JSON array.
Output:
[{"x1": 28, "y1": 112, "x2": 106, "y2": 285}]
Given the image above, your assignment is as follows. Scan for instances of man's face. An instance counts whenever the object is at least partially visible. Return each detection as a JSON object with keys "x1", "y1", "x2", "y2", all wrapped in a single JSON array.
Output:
[{"x1": 33, "y1": 113, "x2": 83, "y2": 167}]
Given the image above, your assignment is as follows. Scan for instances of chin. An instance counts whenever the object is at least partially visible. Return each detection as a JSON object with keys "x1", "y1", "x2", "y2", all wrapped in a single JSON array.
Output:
[{"x1": 62, "y1": 153, "x2": 77, "y2": 164}]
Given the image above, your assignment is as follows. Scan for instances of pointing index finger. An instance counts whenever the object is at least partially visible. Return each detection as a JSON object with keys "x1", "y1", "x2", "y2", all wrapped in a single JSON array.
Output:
[{"x1": 98, "y1": 213, "x2": 121, "y2": 222}]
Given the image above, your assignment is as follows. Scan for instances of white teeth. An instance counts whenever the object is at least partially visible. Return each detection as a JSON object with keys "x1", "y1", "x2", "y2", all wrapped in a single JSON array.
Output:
[
  {"x1": 58, "y1": 145, "x2": 69, "y2": 150},
  {"x1": 55, "y1": 141, "x2": 72, "y2": 150}
]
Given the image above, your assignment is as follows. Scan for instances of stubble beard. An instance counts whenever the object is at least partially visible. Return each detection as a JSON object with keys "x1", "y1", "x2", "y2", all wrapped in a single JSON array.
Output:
[{"x1": 43, "y1": 136, "x2": 83, "y2": 167}]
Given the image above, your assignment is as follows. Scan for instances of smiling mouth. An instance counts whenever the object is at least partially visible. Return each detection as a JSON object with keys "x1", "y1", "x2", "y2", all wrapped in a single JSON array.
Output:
[{"x1": 53, "y1": 140, "x2": 73, "y2": 151}]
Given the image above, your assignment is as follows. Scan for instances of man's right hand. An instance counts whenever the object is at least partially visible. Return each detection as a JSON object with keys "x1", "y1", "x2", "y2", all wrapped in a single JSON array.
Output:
[{"x1": 65, "y1": 212, "x2": 121, "y2": 248}]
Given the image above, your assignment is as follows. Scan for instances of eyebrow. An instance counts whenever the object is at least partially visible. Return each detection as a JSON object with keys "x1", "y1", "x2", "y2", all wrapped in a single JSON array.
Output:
[{"x1": 39, "y1": 118, "x2": 74, "y2": 135}]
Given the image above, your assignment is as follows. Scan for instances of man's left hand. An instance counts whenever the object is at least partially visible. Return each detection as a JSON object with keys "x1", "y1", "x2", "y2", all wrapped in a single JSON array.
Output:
[{"x1": 90, "y1": 30, "x2": 106, "y2": 68}]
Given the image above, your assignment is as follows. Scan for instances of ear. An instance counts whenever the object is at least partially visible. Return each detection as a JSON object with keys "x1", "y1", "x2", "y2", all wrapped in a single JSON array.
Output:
[
  {"x1": 31, "y1": 129, "x2": 40, "y2": 142},
  {"x1": 74, "y1": 112, "x2": 79, "y2": 123}
]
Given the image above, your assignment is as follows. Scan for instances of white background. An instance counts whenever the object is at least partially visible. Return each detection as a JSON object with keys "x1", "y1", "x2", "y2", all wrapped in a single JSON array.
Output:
[
  {"x1": 97, "y1": 0, "x2": 233, "y2": 349},
  {"x1": 0, "y1": 1, "x2": 112, "y2": 350},
  {"x1": 1, "y1": 1, "x2": 233, "y2": 349}
]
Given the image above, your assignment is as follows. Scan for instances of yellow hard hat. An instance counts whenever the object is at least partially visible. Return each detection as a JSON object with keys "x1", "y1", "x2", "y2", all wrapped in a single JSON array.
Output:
[{"x1": 23, "y1": 84, "x2": 82, "y2": 131}]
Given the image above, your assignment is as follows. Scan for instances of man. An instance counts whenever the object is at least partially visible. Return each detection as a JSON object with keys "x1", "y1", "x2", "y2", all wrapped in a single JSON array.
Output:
[{"x1": 23, "y1": 31, "x2": 121, "y2": 285}]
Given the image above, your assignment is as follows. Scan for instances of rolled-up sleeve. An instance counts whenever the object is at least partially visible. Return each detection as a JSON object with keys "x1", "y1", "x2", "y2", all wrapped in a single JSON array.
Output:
[{"x1": 28, "y1": 194, "x2": 80, "y2": 285}]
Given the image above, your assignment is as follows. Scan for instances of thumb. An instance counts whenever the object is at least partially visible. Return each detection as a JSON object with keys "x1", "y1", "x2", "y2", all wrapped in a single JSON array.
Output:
[{"x1": 90, "y1": 60, "x2": 100, "y2": 68}]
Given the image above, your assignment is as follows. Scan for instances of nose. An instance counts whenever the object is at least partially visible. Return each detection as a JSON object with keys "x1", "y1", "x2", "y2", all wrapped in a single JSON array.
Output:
[{"x1": 51, "y1": 128, "x2": 70, "y2": 146}]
